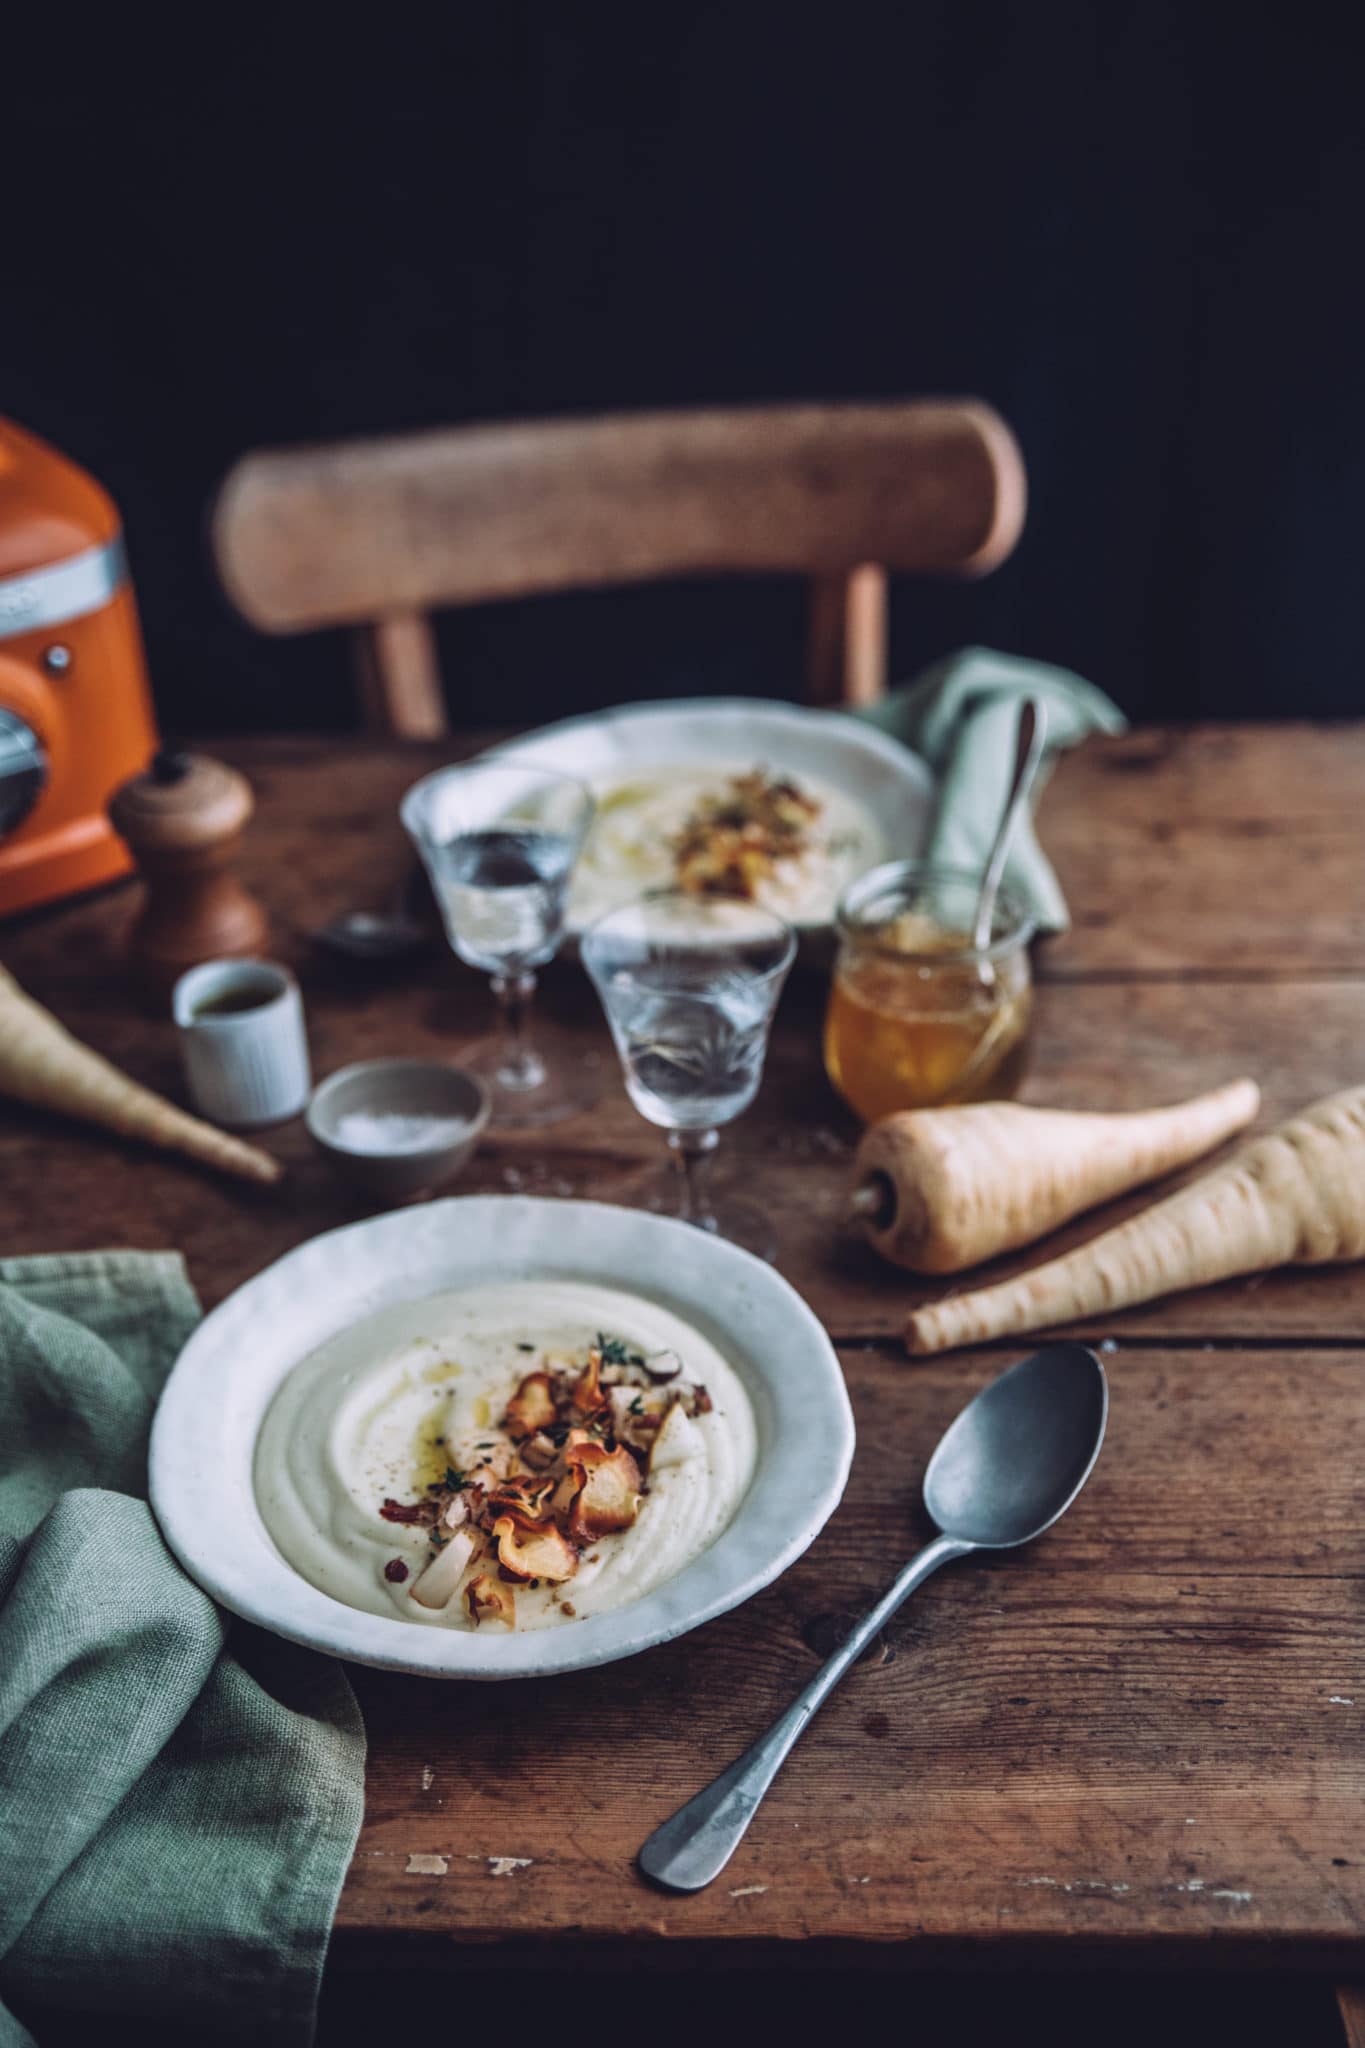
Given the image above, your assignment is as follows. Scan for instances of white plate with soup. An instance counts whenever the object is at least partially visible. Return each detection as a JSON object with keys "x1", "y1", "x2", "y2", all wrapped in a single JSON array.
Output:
[
  {"x1": 149, "y1": 1197, "x2": 854, "y2": 1679},
  {"x1": 488, "y1": 698, "x2": 934, "y2": 937}
]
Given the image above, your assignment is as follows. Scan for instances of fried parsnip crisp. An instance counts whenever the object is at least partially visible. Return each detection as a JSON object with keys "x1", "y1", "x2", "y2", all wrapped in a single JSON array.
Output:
[
  {"x1": 503, "y1": 1370, "x2": 557, "y2": 1439},
  {"x1": 380, "y1": 1328, "x2": 714, "y2": 1627},
  {"x1": 491, "y1": 1513, "x2": 580, "y2": 1585},
  {"x1": 465, "y1": 1573, "x2": 516, "y2": 1627},
  {"x1": 672, "y1": 769, "x2": 821, "y2": 900},
  {"x1": 566, "y1": 1440, "x2": 643, "y2": 1542}
]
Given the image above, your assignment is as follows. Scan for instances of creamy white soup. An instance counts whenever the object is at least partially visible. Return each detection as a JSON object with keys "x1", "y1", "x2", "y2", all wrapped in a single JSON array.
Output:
[
  {"x1": 569, "y1": 763, "x2": 882, "y2": 928},
  {"x1": 253, "y1": 1280, "x2": 757, "y2": 1632}
]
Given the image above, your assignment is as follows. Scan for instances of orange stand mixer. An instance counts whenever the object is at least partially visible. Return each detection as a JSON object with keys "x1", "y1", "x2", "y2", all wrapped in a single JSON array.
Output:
[{"x1": 0, "y1": 418, "x2": 159, "y2": 915}]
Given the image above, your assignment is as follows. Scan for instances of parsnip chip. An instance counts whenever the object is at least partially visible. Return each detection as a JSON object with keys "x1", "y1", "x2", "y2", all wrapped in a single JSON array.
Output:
[
  {"x1": 491, "y1": 1513, "x2": 580, "y2": 1584},
  {"x1": 566, "y1": 1441, "x2": 643, "y2": 1541},
  {"x1": 503, "y1": 1371, "x2": 557, "y2": 1439},
  {"x1": 486, "y1": 1474, "x2": 557, "y2": 1522},
  {"x1": 570, "y1": 1347, "x2": 610, "y2": 1418},
  {"x1": 465, "y1": 1573, "x2": 516, "y2": 1627}
]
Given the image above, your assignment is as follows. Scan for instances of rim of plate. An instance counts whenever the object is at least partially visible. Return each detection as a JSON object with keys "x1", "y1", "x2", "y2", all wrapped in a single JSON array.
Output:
[
  {"x1": 486, "y1": 696, "x2": 934, "y2": 932},
  {"x1": 149, "y1": 1196, "x2": 855, "y2": 1679}
]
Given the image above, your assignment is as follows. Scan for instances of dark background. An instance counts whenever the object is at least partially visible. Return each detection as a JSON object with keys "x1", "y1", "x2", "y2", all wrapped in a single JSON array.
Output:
[{"x1": 5, "y1": 6, "x2": 1362, "y2": 734}]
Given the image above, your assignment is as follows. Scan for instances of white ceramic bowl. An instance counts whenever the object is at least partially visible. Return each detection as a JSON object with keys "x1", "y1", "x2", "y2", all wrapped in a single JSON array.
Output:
[
  {"x1": 149, "y1": 1196, "x2": 855, "y2": 1680},
  {"x1": 489, "y1": 696, "x2": 934, "y2": 937},
  {"x1": 306, "y1": 1057, "x2": 490, "y2": 1202}
]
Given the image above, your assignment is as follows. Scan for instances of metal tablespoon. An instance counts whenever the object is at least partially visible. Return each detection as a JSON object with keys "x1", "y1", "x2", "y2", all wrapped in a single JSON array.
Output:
[{"x1": 638, "y1": 1342, "x2": 1107, "y2": 1892}]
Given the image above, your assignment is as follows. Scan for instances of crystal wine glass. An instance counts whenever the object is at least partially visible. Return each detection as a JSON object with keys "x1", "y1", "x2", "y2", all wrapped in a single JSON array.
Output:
[
  {"x1": 582, "y1": 891, "x2": 796, "y2": 1258},
  {"x1": 401, "y1": 759, "x2": 598, "y2": 1127}
]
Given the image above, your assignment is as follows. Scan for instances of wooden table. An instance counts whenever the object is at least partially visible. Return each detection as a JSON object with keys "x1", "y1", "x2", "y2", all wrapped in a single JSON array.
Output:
[{"x1": 4, "y1": 725, "x2": 1365, "y2": 1986}]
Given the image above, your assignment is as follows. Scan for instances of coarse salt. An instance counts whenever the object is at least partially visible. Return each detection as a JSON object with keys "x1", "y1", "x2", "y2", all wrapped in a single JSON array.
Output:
[{"x1": 332, "y1": 1109, "x2": 469, "y2": 1154}]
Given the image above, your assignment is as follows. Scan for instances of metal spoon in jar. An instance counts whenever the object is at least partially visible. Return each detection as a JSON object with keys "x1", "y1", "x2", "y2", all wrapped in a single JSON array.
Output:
[
  {"x1": 638, "y1": 1342, "x2": 1107, "y2": 1893},
  {"x1": 972, "y1": 695, "x2": 1049, "y2": 963}
]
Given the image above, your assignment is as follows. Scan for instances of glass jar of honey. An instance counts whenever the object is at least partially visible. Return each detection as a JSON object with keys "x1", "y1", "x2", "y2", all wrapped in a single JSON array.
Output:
[{"x1": 824, "y1": 862, "x2": 1034, "y2": 1123}]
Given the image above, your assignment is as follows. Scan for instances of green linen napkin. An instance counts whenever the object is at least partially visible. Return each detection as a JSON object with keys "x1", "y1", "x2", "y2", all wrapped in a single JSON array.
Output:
[
  {"x1": 0, "y1": 1252, "x2": 364, "y2": 2048},
  {"x1": 854, "y1": 645, "x2": 1127, "y2": 935}
]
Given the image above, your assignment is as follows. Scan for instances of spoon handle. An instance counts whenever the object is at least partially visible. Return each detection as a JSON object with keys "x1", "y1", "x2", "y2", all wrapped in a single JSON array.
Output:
[
  {"x1": 638, "y1": 1531, "x2": 971, "y2": 1893},
  {"x1": 972, "y1": 695, "x2": 1049, "y2": 954}
]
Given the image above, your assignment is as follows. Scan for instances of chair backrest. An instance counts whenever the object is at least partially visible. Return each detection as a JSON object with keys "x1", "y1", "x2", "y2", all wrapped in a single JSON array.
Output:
[{"x1": 212, "y1": 399, "x2": 1026, "y2": 737}]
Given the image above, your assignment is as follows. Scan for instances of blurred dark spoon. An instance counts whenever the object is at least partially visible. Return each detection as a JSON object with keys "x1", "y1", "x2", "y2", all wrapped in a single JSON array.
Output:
[{"x1": 311, "y1": 867, "x2": 435, "y2": 963}]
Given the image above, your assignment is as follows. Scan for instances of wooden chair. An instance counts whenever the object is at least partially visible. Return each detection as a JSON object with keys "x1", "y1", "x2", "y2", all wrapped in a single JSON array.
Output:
[{"x1": 211, "y1": 399, "x2": 1026, "y2": 738}]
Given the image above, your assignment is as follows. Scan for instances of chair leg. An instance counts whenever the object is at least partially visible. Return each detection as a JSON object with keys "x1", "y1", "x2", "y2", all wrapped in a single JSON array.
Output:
[
  {"x1": 805, "y1": 565, "x2": 888, "y2": 706},
  {"x1": 353, "y1": 613, "x2": 447, "y2": 738},
  {"x1": 1338, "y1": 1984, "x2": 1365, "y2": 2046}
]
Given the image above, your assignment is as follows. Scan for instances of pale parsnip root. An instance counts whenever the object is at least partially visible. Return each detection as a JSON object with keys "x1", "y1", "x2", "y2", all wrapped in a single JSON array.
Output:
[
  {"x1": 905, "y1": 1084, "x2": 1365, "y2": 1355},
  {"x1": 853, "y1": 1078, "x2": 1260, "y2": 1274},
  {"x1": 0, "y1": 966, "x2": 282, "y2": 1185}
]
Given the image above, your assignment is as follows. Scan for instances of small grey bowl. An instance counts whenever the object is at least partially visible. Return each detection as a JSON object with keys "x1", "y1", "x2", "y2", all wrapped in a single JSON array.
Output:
[{"x1": 306, "y1": 1058, "x2": 490, "y2": 1202}]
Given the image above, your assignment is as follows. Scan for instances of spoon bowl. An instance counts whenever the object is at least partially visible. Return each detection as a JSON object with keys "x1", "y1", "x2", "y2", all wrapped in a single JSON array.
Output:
[
  {"x1": 924, "y1": 1341, "x2": 1108, "y2": 1548},
  {"x1": 311, "y1": 865, "x2": 435, "y2": 964},
  {"x1": 313, "y1": 908, "x2": 431, "y2": 963}
]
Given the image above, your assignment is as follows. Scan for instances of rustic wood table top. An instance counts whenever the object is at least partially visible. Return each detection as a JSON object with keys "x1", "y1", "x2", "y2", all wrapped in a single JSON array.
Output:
[{"x1": 3, "y1": 723, "x2": 1364, "y2": 1975}]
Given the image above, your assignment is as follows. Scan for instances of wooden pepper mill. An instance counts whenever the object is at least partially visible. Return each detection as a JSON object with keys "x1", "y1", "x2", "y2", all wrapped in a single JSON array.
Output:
[{"x1": 108, "y1": 750, "x2": 270, "y2": 996}]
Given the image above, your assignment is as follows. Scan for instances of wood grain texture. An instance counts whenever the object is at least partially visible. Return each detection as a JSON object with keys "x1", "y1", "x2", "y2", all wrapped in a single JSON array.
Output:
[
  {"x1": 1036, "y1": 725, "x2": 1365, "y2": 977},
  {"x1": 212, "y1": 401, "x2": 1026, "y2": 633},
  {"x1": 57, "y1": 721, "x2": 1365, "y2": 977},
  {"x1": 1340, "y1": 1985, "x2": 1365, "y2": 2047},
  {"x1": 2, "y1": 722, "x2": 1365, "y2": 1973},
  {"x1": 336, "y1": 1345, "x2": 1365, "y2": 1964},
  {"x1": 4, "y1": 946, "x2": 1365, "y2": 1343}
]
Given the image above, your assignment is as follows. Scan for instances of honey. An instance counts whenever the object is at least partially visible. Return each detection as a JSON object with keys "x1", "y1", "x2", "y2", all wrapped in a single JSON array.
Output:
[{"x1": 824, "y1": 910, "x2": 1032, "y2": 1122}]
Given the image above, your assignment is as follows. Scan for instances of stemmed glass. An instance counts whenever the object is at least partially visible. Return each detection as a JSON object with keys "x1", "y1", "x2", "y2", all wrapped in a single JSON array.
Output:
[
  {"x1": 582, "y1": 891, "x2": 796, "y2": 1259},
  {"x1": 402, "y1": 759, "x2": 598, "y2": 1127}
]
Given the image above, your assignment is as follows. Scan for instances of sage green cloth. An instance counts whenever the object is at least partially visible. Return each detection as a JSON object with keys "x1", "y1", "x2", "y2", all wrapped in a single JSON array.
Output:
[
  {"x1": 854, "y1": 645, "x2": 1127, "y2": 934},
  {"x1": 0, "y1": 1252, "x2": 365, "y2": 2048}
]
